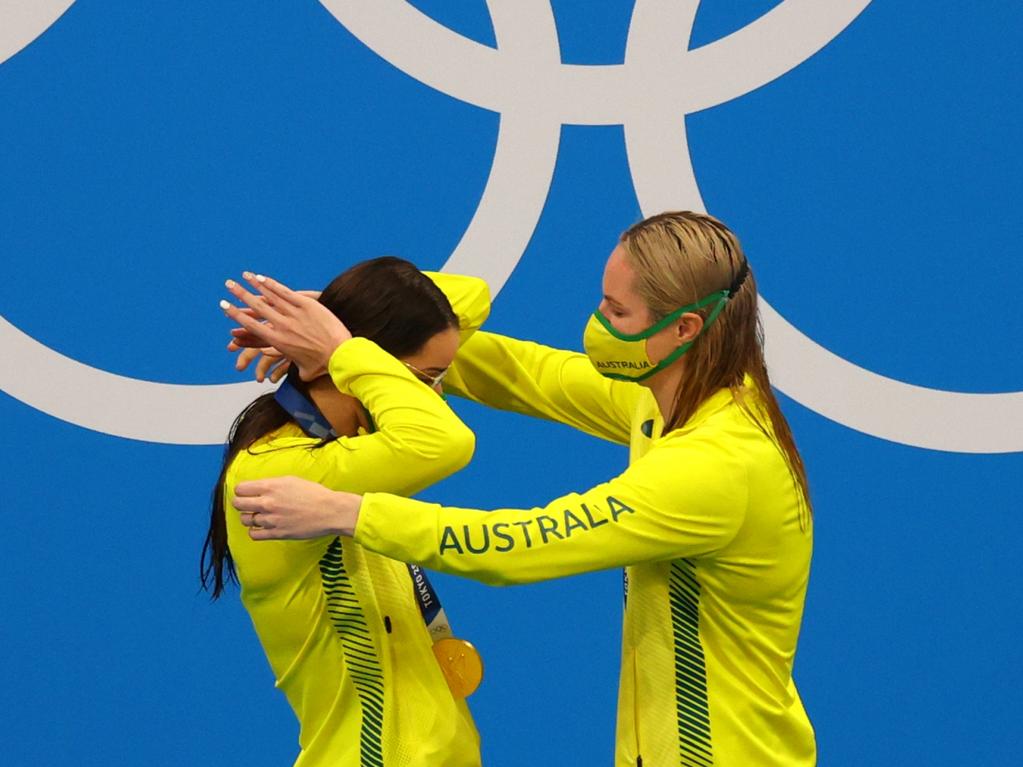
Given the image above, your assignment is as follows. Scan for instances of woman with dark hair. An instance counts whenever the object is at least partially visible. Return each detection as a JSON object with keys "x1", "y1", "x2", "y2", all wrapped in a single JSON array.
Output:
[
  {"x1": 224, "y1": 212, "x2": 816, "y2": 767},
  {"x1": 202, "y1": 256, "x2": 489, "y2": 767}
]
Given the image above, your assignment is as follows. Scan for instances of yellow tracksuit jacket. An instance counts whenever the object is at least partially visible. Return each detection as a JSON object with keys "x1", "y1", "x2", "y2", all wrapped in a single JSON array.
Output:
[
  {"x1": 224, "y1": 276, "x2": 489, "y2": 767},
  {"x1": 354, "y1": 297, "x2": 816, "y2": 766}
]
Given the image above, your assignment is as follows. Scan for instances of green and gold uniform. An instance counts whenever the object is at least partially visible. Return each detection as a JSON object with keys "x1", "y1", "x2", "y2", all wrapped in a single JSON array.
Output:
[
  {"x1": 353, "y1": 317, "x2": 816, "y2": 766},
  {"x1": 224, "y1": 275, "x2": 490, "y2": 767}
]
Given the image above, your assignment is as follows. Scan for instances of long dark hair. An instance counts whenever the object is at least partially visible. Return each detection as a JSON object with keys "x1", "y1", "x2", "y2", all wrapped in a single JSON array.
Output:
[{"x1": 200, "y1": 257, "x2": 459, "y2": 598}]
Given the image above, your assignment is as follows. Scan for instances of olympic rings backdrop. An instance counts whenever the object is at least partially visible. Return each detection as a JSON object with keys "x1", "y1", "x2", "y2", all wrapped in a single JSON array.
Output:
[{"x1": 2, "y1": 2, "x2": 1020, "y2": 765}]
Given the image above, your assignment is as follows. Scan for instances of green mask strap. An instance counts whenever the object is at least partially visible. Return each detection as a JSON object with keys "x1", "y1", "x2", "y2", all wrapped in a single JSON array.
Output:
[
  {"x1": 597, "y1": 289, "x2": 732, "y2": 383},
  {"x1": 593, "y1": 289, "x2": 729, "y2": 342}
]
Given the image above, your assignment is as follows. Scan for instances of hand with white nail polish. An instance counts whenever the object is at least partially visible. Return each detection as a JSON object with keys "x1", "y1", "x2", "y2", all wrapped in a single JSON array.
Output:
[{"x1": 220, "y1": 274, "x2": 351, "y2": 381}]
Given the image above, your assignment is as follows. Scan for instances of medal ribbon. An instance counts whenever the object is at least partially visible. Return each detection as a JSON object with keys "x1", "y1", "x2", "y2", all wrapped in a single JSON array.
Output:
[{"x1": 407, "y1": 563, "x2": 454, "y2": 641}]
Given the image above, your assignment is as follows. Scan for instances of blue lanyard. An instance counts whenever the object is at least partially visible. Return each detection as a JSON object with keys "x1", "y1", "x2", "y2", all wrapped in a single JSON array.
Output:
[
  {"x1": 273, "y1": 378, "x2": 337, "y2": 439},
  {"x1": 406, "y1": 563, "x2": 452, "y2": 640}
]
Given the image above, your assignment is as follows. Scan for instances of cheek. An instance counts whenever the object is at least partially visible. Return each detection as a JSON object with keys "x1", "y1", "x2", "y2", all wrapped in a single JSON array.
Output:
[
  {"x1": 644, "y1": 325, "x2": 678, "y2": 361},
  {"x1": 602, "y1": 312, "x2": 649, "y2": 337}
]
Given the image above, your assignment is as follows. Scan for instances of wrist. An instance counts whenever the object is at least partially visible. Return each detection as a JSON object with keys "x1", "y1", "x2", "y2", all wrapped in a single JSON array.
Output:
[
  {"x1": 324, "y1": 330, "x2": 356, "y2": 363},
  {"x1": 329, "y1": 491, "x2": 361, "y2": 537},
  {"x1": 329, "y1": 326, "x2": 354, "y2": 354},
  {"x1": 315, "y1": 335, "x2": 351, "y2": 380}
]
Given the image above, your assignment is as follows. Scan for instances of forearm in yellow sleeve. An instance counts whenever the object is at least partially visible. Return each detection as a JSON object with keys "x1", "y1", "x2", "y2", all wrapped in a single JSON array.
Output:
[
  {"x1": 439, "y1": 330, "x2": 640, "y2": 446},
  {"x1": 318, "y1": 337, "x2": 475, "y2": 493},
  {"x1": 423, "y1": 271, "x2": 491, "y2": 344},
  {"x1": 426, "y1": 271, "x2": 638, "y2": 444},
  {"x1": 353, "y1": 437, "x2": 747, "y2": 585}
]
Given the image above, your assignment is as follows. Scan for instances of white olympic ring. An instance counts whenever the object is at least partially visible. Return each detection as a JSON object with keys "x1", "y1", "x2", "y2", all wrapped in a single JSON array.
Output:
[{"x1": 1, "y1": 0, "x2": 1020, "y2": 453}]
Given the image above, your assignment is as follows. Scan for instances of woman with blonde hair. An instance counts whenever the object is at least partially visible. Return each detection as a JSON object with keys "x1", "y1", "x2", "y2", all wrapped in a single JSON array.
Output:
[{"x1": 223, "y1": 211, "x2": 816, "y2": 766}]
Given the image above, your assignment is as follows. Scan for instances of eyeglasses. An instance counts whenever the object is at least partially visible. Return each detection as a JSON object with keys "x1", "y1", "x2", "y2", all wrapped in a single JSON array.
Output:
[{"x1": 403, "y1": 361, "x2": 449, "y2": 389}]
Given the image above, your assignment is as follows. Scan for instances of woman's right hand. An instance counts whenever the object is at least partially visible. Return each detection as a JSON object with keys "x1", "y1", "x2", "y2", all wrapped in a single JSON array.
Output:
[
  {"x1": 221, "y1": 273, "x2": 351, "y2": 381},
  {"x1": 230, "y1": 344, "x2": 292, "y2": 383}
]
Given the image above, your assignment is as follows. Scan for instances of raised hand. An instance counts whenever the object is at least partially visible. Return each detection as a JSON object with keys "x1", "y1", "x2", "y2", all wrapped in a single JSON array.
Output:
[{"x1": 220, "y1": 273, "x2": 350, "y2": 381}]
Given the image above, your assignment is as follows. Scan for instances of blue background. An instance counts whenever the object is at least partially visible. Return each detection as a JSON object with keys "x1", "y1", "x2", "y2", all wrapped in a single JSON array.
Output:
[{"x1": 2, "y1": 2, "x2": 1021, "y2": 765}]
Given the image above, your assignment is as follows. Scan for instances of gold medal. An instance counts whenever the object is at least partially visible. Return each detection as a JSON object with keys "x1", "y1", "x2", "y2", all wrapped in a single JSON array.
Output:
[{"x1": 432, "y1": 637, "x2": 483, "y2": 698}]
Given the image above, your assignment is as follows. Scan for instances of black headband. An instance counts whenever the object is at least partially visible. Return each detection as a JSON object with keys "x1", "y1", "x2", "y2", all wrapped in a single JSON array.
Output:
[{"x1": 727, "y1": 259, "x2": 749, "y2": 298}]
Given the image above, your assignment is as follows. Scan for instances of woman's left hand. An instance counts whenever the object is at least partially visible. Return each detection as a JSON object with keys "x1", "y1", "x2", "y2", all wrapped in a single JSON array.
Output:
[{"x1": 234, "y1": 475, "x2": 362, "y2": 540}]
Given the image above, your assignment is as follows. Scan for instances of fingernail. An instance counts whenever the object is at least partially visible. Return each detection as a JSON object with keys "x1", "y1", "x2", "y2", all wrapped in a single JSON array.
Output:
[
  {"x1": 225, "y1": 279, "x2": 236, "y2": 288},
  {"x1": 242, "y1": 271, "x2": 254, "y2": 280},
  {"x1": 255, "y1": 274, "x2": 266, "y2": 283},
  {"x1": 219, "y1": 300, "x2": 231, "y2": 310}
]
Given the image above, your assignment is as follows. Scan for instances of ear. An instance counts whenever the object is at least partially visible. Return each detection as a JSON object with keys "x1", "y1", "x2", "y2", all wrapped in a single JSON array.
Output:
[{"x1": 676, "y1": 312, "x2": 704, "y2": 344}]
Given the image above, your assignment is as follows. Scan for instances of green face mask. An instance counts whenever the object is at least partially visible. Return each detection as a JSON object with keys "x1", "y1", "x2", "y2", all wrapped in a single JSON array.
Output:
[{"x1": 582, "y1": 290, "x2": 731, "y2": 382}]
